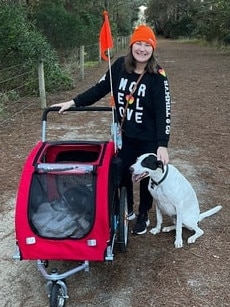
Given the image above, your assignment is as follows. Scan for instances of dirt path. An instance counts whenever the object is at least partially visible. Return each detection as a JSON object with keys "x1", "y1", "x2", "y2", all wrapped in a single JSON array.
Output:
[{"x1": 0, "y1": 39, "x2": 229, "y2": 307}]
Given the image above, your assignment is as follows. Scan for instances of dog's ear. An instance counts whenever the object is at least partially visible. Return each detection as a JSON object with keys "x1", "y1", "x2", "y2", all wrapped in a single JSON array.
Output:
[
  {"x1": 141, "y1": 155, "x2": 157, "y2": 170},
  {"x1": 157, "y1": 160, "x2": 164, "y2": 172}
]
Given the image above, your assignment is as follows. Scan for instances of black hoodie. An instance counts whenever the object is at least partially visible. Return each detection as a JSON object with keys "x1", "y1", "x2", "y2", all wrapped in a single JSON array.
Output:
[{"x1": 74, "y1": 56, "x2": 171, "y2": 147}]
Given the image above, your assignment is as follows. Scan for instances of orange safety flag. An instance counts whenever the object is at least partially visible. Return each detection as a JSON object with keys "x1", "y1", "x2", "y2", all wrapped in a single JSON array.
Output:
[{"x1": 99, "y1": 11, "x2": 114, "y2": 61}]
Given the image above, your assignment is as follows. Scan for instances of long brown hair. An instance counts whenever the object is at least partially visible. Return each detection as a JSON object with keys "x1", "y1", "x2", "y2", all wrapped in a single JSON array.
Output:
[{"x1": 124, "y1": 47, "x2": 158, "y2": 74}]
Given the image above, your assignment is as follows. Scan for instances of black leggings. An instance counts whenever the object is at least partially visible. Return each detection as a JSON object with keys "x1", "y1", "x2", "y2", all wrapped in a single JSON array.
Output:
[{"x1": 117, "y1": 135, "x2": 157, "y2": 215}]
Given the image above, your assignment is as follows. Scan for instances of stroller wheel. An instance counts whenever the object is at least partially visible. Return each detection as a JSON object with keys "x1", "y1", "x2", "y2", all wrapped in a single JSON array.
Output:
[
  {"x1": 49, "y1": 281, "x2": 67, "y2": 307},
  {"x1": 118, "y1": 186, "x2": 129, "y2": 252}
]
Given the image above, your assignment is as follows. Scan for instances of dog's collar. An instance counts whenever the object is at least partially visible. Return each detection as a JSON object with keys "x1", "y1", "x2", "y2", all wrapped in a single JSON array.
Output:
[{"x1": 151, "y1": 164, "x2": 169, "y2": 186}]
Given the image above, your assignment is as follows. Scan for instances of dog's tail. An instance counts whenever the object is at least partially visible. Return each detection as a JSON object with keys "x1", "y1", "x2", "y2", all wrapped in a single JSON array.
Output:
[{"x1": 199, "y1": 205, "x2": 222, "y2": 222}]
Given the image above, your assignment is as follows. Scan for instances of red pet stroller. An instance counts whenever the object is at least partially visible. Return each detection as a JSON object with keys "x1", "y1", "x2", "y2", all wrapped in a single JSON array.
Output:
[{"x1": 13, "y1": 107, "x2": 129, "y2": 306}]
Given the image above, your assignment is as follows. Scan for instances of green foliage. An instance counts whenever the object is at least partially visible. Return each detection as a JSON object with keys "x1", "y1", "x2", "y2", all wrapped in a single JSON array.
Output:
[
  {"x1": 31, "y1": 0, "x2": 105, "y2": 52},
  {"x1": 32, "y1": 1, "x2": 87, "y2": 49},
  {"x1": 145, "y1": 0, "x2": 230, "y2": 45},
  {"x1": 44, "y1": 63, "x2": 74, "y2": 92},
  {"x1": 0, "y1": 3, "x2": 52, "y2": 65},
  {"x1": 0, "y1": 90, "x2": 19, "y2": 117},
  {"x1": 0, "y1": 0, "x2": 138, "y2": 101},
  {"x1": 0, "y1": 90, "x2": 19, "y2": 104},
  {"x1": 31, "y1": 0, "x2": 137, "y2": 49},
  {"x1": 0, "y1": 3, "x2": 73, "y2": 95}
]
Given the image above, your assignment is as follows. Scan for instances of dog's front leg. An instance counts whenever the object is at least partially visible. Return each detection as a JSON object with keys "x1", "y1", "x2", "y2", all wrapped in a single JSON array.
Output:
[
  {"x1": 149, "y1": 204, "x2": 162, "y2": 235},
  {"x1": 174, "y1": 209, "x2": 183, "y2": 248}
]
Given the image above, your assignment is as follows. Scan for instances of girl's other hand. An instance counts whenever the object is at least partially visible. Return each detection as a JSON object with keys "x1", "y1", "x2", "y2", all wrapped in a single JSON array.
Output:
[{"x1": 157, "y1": 146, "x2": 169, "y2": 165}]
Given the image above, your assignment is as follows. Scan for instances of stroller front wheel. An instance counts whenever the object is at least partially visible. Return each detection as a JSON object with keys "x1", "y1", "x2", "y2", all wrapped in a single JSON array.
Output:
[{"x1": 49, "y1": 281, "x2": 67, "y2": 307}]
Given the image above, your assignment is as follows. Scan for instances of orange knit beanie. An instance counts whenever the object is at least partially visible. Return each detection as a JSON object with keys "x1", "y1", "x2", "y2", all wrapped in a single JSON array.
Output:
[{"x1": 130, "y1": 25, "x2": 157, "y2": 50}]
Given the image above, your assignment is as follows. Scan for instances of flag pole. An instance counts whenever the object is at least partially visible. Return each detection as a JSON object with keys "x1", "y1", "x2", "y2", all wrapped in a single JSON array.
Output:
[
  {"x1": 108, "y1": 49, "x2": 118, "y2": 153},
  {"x1": 99, "y1": 11, "x2": 119, "y2": 153},
  {"x1": 107, "y1": 49, "x2": 113, "y2": 98}
]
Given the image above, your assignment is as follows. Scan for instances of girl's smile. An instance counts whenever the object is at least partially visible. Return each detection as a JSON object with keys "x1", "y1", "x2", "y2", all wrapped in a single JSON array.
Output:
[{"x1": 132, "y1": 41, "x2": 153, "y2": 63}]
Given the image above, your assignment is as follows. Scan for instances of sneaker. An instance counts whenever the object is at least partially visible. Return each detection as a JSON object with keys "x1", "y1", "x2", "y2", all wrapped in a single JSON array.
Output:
[
  {"x1": 132, "y1": 213, "x2": 150, "y2": 235},
  {"x1": 127, "y1": 211, "x2": 136, "y2": 221}
]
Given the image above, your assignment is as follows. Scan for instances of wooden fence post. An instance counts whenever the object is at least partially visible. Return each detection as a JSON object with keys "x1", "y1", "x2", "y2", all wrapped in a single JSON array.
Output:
[
  {"x1": 80, "y1": 45, "x2": 84, "y2": 80},
  {"x1": 98, "y1": 42, "x2": 102, "y2": 66},
  {"x1": 38, "y1": 59, "x2": 46, "y2": 109},
  {"x1": 116, "y1": 37, "x2": 119, "y2": 53}
]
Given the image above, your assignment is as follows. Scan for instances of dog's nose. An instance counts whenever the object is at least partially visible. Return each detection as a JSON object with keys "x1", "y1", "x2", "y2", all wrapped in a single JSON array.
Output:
[{"x1": 129, "y1": 166, "x2": 134, "y2": 173}]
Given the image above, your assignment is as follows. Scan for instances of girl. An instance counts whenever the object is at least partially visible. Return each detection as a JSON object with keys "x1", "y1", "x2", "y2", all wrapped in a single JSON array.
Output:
[{"x1": 51, "y1": 25, "x2": 171, "y2": 235}]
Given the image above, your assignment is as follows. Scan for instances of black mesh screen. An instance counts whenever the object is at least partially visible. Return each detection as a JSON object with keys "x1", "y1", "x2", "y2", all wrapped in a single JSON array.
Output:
[{"x1": 28, "y1": 170, "x2": 96, "y2": 239}]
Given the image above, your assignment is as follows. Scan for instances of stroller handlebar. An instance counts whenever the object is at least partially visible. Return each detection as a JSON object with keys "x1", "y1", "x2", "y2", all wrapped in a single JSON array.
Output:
[
  {"x1": 41, "y1": 106, "x2": 113, "y2": 142},
  {"x1": 42, "y1": 106, "x2": 113, "y2": 122}
]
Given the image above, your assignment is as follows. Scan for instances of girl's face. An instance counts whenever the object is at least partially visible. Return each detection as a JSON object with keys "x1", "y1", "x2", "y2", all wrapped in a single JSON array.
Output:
[{"x1": 131, "y1": 41, "x2": 153, "y2": 63}]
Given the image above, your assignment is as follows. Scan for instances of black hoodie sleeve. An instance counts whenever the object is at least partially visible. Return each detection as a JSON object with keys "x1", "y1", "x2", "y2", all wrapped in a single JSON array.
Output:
[
  {"x1": 152, "y1": 69, "x2": 171, "y2": 147},
  {"x1": 73, "y1": 57, "x2": 124, "y2": 107},
  {"x1": 73, "y1": 71, "x2": 111, "y2": 107}
]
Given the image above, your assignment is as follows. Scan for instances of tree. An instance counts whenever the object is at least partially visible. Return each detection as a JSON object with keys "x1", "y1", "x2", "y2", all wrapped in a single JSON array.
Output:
[
  {"x1": 145, "y1": 0, "x2": 197, "y2": 38},
  {"x1": 145, "y1": 0, "x2": 230, "y2": 44},
  {"x1": 0, "y1": 3, "x2": 72, "y2": 93}
]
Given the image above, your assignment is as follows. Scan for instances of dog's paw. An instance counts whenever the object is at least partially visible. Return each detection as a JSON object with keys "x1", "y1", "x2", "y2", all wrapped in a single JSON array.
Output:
[
  {"x1": 187, "y1": 229, "x2": 204, "y2": 244},
  {"x1": 174, "y1": 239, "x2": 183, "y2": 248},
  {"x1": 162, "y1": 225, "x2": 176, "y2": 232},
  {"x1": 187, "y1": 235, "x2": 198, "y2": 244},
  {"x1": 149, "y1": 227, "x2": 161, "y2": 235}
]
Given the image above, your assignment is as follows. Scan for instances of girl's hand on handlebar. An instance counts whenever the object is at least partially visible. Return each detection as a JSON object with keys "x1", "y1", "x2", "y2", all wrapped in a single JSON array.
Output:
[{"x1": 51, "y1": 100, "x2": 75, "y2": 114}]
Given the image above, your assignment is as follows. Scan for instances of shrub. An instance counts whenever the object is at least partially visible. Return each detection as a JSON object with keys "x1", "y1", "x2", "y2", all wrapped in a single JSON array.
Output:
[{"x1": 0, "y1": 3, "x2": 73, "y2": 95}]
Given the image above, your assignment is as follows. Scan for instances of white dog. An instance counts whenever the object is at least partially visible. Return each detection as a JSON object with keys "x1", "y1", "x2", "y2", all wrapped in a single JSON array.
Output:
[{"x1": 130, "y1": 153, "x2": 222, "y2": 248}]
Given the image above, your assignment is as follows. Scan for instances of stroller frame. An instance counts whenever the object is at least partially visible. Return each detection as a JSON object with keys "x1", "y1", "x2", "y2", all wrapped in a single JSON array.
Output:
[{"x1": 13, "y1": 107, "x2": 129, "y2": 306}]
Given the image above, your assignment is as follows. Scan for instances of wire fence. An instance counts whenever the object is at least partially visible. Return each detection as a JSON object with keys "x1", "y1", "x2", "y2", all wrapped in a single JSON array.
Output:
[{"x1": 0, "y1": 36, "x2": 129, "y2": 125}]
